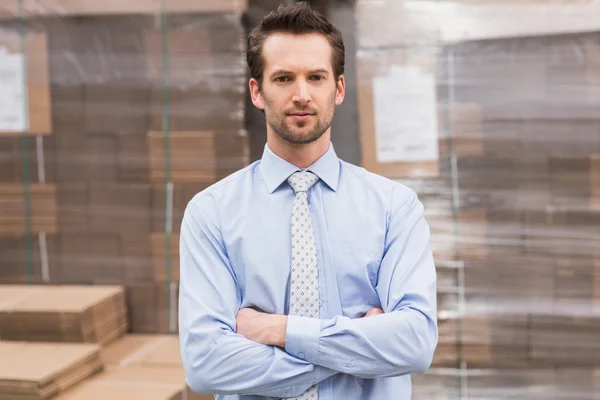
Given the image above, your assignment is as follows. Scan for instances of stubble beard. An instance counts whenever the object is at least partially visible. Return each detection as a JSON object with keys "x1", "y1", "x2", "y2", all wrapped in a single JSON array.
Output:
[{"x1": 263, "y1": 90, "x2": 337, "y2": 147}]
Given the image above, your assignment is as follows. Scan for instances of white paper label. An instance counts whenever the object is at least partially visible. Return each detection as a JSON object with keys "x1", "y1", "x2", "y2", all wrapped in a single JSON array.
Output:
[
  {"x1": 0, "y1": 51, "x2": 27, "y2": 132},
  {"x1": 372, "y1": 65, "x2": 438, "y2": 163}
]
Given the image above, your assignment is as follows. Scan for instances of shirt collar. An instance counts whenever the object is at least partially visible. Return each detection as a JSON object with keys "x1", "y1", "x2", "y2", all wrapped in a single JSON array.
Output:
[{"x1": 259, "y1": 142, "x2": 340, "y2": 194}]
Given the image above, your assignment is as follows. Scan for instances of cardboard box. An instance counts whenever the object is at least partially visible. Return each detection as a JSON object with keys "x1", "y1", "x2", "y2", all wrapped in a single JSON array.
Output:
[
  {"x1": 424, "y1": 208, "x2": 488, "y2": 264},
  {"x1": 55, "y1": 132, "x2": 120, "y2": 182},
  {"x1": 57, "y1": 365, "x2": 212, "y2": 400},
  {"x1": 55, "y1": 184, "x2": 88, "y2": 232},
  {"x1": 50, "y1": 233, "x2": 126, "y2": 284},
  {"x1": 0, "y1": 235, "x2": 46, "y2": 283},
  {"x1": 148, "y1": 131, "x2": 216, "y2": 183},
  {"x1": 357, "y1": 48, "x2": 440, "y2": 179},
  {"x1": 84, "y1": 85, "x2": 150, "y2": 134},
  {"x1": 56, "y1": 375, "x2": 182, "y2": 400},
  {"x1": 0, "y1": 32, "x2": 51, "y2": 136},
  {"x1": 457, "y1": 210, "x2": 487, "y2": 262},
  {"x1": 439, "y1": 103, "x2": 484, "y2": 158},
  {"x1": 148, "y1": 87, "x2": 245, "y2": 133},
  {"x1": 51, "y1": 132, "x2": 150, "y2": 183},
  {"x1": 40, "y1": 232, "x2": 168, "y2": 286},
  {"x1": 433, "y1": 312, "x2": 531, "y2": 369},
  {"x1": 554, "y1": 257, "x2": 595, "y2": 301},
  {"x1": 144, "y1": 21, "x2": 246, "y2": 134},
  {"x1": 550, "y1": 157, "x2": 592, "y2": 209},
  {"x1": 118, "y1": 132, "x2": 150, "y2": 182},
  {"x1": 43, "y1": 233, "x2": 159, "y2": 285},
  {"x1": 96, "y1": 334, "x2": 212, "y2": 400},
  {"x1": 467, "y1": 314, "x2": 530, "y2": 368},
  {"x1": 214, "y1": 130, "x2": 250, "y2": 179},
  {"x1": 431, "y1": 317, "x2": 459, "y2": 368},
  {"x1": 151, "y1": 233, "x2": 180, "y2": 282},
  {"x1": 463, "y1": 254, "x2": 556, "y2": 302},
  {"x1": 0, "y1": 135, "x2": 45, "y2": 183},
  {"x1": 49, "y1": 85, "x2": 85, "y2": 133},
  {"x1": 87, "y1": 183, "x2": 152, "y2": 233},
  {"x1": 126, "y1": 283, "x2": 178, "y2": 333},
  {"x1": 101, "y1": 334, "x2": 182, "y2": 368},
  {"x1": 143, "y1": 17, "x2": 245, "y2": 85},
  {"x1": 0, "y1": 341, "x2": 102, "y2": 400},
  {"x1": 530, "y1": 315, "x2": 600, "y2": 366},
  {"x1": 0, "y1": 183, "x2": 57, "y2": 235},
  {"x1": 120, "y1": 233, "x2": 155, "y2": 283},
  {"x1": 144, "y1": 28, "x2": 212, "y2": 87},
  {"x1": 0, "y1": 284, "x2": 127, "y2": 344}
]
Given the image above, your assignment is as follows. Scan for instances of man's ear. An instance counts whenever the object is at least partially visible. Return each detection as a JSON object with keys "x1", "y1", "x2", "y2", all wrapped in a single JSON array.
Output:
[
  {"x1": 335, "y1": 74, "x2": 346, "y2": 106},
  {"x1": 249, "y1": 78, "x2": 265, "y2": 110}
]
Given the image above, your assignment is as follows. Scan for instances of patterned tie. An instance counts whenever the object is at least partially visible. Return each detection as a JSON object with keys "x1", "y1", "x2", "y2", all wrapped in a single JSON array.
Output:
[{"x1": 287, "y1": 171, "x2": 320, "y2": 400}]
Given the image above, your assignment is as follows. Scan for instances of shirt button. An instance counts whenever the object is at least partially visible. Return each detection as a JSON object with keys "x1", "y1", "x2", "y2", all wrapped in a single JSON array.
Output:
[
  {"x1": 298, "y1": 352, "x2": 305, "y2": 359},
  {"x1": 319, "y1": 300, "x2": 324, "y2": 307}
]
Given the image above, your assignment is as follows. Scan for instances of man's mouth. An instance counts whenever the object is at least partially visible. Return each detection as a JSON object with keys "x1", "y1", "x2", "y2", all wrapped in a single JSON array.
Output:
[
  {"x1": 289, "y1": 112, "x2": 314, "y2": 116},
  {"x1": 288, "y1": 113, "x2": 314, "y2": 121}
]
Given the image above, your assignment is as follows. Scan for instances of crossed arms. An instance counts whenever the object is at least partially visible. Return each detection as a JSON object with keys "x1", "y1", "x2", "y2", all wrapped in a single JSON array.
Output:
[{"x1": 178, "y1": 188, "x2": 438, "y2": 397}]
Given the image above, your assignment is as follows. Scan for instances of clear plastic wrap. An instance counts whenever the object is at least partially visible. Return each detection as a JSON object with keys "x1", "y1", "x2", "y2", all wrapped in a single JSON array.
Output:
[
  {"x1": 356, "y1": 0, "x2": 600, "y2": 398},
  {"x1": 0, "y1": 1, "x2": 249, "y2": 333}
]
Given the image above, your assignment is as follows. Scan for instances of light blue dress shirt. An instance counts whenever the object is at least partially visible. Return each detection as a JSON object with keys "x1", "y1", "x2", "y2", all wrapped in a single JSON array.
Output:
[{"x1": 179, "y1": 143, "x2": 438, "y2": 399}]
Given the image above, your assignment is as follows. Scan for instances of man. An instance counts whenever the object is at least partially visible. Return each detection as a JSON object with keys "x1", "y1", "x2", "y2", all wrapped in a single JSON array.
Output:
[{"x1": 179, "y1": 2, "x2": 438, "y2": 399}]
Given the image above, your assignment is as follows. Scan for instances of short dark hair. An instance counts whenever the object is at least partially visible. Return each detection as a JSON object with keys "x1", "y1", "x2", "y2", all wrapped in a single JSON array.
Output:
[{"x1": 247, "y1": 1, "x2": 345, "y2": 87}]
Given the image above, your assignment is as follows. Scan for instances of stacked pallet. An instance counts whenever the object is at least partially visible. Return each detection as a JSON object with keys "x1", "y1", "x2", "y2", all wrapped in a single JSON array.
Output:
[
  {"x1": 0, "y1": 3, "x2": 249, "y2": 333},
  {"x1": 0, "y1": 285, "x2": 127, "y2": 344},
  {"x1": 432, "y1": 31, "x2": 600, "y2": 369},
  {"x1": 0, "y1": 341, "x2": 102, "y2": 400},
  {"x1": 356, "y1": 0, "x2": 600, "y2": 396}
]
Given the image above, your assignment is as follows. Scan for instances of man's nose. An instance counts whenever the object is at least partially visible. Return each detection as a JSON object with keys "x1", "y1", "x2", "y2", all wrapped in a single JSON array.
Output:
[{"x1": 292, "y1": 79, "x2": 311, "y2": 104}]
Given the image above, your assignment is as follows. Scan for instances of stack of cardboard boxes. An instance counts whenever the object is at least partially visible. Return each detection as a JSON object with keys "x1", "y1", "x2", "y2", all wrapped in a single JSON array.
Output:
[
  {"x1": 0, "y1": 285, "x2": 127, "y2": 344},
  {"x1": 0, "y1": 341, "x2": 103, "y2": 400},
  {"x1": 0, "y1": 284, "x2": 211, "y2": 399},
  {"x1": 0, "y1": 2, "x2": 249, "y2": 333},
  {"x1": 356, "y1": 0, "x2": 600, "y2": 396}
]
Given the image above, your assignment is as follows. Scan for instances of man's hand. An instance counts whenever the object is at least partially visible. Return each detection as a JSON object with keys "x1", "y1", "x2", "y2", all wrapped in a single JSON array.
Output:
[
  {"x1": 364, "y1": 308, "x2": 384, "y2": 317},
  {"x1": 236, "y1": 308, "x2": 288, "y2": 348},
  {"x1": 236, "y1": 307, "x2": 384, "y2": 348}
]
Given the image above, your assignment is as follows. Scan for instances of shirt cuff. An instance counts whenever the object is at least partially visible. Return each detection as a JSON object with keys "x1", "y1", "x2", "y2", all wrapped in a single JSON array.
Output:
[{"x1": 285, "y1": 315, "x2": 321, "y2": 365}]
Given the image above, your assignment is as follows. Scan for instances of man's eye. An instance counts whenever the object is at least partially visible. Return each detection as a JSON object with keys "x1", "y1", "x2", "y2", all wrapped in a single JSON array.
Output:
[
  {"x1": 275, "y1": 76, "x2": 291, "y2": 82},
  {"x1": 310, "y1": 75, "x2": 325, "y2": 81}
]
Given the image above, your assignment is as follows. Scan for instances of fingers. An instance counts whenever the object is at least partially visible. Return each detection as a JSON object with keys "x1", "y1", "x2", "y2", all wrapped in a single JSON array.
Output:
[{"x1": 364, "y1": 307, "x2": 384, "y2": 317}]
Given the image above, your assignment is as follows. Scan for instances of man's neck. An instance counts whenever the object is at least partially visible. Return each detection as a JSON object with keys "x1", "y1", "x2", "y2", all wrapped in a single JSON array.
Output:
[{"x1": 267, "y1": 131, "x2": 331, "y2": 169}]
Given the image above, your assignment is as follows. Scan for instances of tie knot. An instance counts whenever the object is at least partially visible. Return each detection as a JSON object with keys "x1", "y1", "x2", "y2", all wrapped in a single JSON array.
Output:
[{"x1": 287, "y1": 171, "x2": 319, "y2": 193}]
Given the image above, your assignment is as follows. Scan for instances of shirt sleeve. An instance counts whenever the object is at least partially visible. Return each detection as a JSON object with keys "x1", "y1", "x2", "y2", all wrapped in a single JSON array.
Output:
[
  {"x1": 284, "y1": 187, "x2": 438, "y2": 378},
  {"x1": 179, "y1": 198, "x2": 338, "y2": 397}
]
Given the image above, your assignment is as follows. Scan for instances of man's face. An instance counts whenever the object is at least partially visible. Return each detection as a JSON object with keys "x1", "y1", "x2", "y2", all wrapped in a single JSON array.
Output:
[{"x1": 250, "y1": 33, "x2": 345, "y2": 146}]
